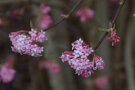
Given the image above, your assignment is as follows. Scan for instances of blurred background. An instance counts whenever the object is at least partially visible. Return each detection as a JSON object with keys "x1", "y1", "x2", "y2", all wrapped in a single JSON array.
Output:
[{"x1": 0, "y1": 0, "x2": 135, "y2": 90}]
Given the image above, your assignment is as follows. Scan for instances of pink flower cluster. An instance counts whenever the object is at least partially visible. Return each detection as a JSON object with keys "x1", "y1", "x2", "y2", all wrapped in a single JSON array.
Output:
[
  {"x1": 39, "y1": 61, "x2": 60, "y2": 74},
  {"x1": 39, "y1": 3, "x2": 53, "y2": 29},
  {"x1": 107, "y1": 31, "x2": 120, "y2": 46},
  {"x1": 60, "y1": 38, "x2": 105, "y2": 77},
  {"x1": 0, "y1": 55, "x2": 16, "y2": 83},
  {"x1": 9, "y1": 28, "x2": 47, "y2": 57},
  {"x1": 75, "y1": 7, "x2": 94, "y2": 22}
]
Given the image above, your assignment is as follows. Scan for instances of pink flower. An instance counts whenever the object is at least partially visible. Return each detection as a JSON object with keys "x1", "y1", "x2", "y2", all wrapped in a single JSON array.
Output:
[
  {"x1": 40, "y1": 3, "x2": 51, "y2": 14},
  {"x1": 0, "y1": 64, "x2": 16, "y2": 83},
  {"x1": 60, "y1": 38, "x2": 105, "y2": 77},
  {"x1": 107, "y1": 31, "x2": 120, "y2": 46},
  {"x1": 93, "y1": 55, "x2": 105, "y2": 70},
  {"x1": 39, "y1": 15, "x2": 53, "y2": 29},
  {"x1": 0, "y1": 55, "x2": 16, "y2": 83},
  {"x1": 61, "y1": 52, "x2": 93, "y2": 77},
  {"x1": 60, "y1": 38, "x2": 94, "y2": 77},
  {"x1": 29, "y1": 28, "x2": 47, "y2": 42},
  {"x1": 94, "y1": 76, "x2": 108, "y2": 89},
  {"x1": 9, "y1": 28, "x2": 47, "y2": 57},
  {"x1": 76, "y1": 8, "x2": 94, "y2": 22},
  {"x1": 39, "y1": 61, "x2": 60, "y2": 74}
]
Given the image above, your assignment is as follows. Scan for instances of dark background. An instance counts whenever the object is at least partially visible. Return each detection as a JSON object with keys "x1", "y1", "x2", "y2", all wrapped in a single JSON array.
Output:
[{"x1": 0, "y1": 0, "x2": 135, "y2": 90}]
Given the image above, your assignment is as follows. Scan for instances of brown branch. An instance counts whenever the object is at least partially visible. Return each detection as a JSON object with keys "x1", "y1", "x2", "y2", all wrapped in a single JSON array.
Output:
[
  {"x1": 45, "y1": 0, "x2": 83, "y2": 31},
  {"x1": 94, "y1": 0, "x2": 127, "y2": 50}
]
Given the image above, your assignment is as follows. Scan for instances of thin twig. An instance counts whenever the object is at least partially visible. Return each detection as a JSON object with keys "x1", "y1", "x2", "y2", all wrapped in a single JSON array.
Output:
[
  {"x1": 45, "y1": 0, "x2": 82, "y2": 31},
  {"x1": 94, "y1": 0, "x2": 127, "y2": 50}
]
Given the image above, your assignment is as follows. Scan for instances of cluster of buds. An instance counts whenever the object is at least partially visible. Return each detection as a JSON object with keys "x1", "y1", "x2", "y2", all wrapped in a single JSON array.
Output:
[
  {"x1": 60, "y1": 38, "x2": 105, "y2": 77},
  {"x1": 107, "y1": 31, "x2": 120, "y2": 46},
  {"x1": 9, "y1": 28, "x2": 47, "y2": 57}
]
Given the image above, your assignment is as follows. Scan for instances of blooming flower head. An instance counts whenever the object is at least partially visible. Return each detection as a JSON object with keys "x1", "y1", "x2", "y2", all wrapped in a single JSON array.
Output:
[
  {"x1": 60, "y1": 38, "x2": 94, "y2": 77},
  {"x1": 40, "y1": 3, "x2": 51, "y2": 14},
  {"x1": 9, "y1": 31, "x2": 32, "y2": 54},
  {"x1": 60, "y1": 38, "x2": 105, "y2": 77},
  {"x1": 107, "y1": 31, "x2": 120, "y2": 46},
  {"x1": 93, "y1": 55, "x2": 105, "y2": 70},
  {"x1": 9, "y1": 28, "x2": 47, "y2": 57},
  {"x1": 39, "y1": 15, "x2": 53, "y2": 29},
  {"x1": 76, "y1": 8, "x2": 94, "y2": 22},
  {"x1": 61, "y1": 52, "x2": 93, "y2": 77}
]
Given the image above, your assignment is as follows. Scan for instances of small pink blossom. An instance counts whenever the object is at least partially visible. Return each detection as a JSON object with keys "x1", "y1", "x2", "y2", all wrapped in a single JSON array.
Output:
[
  {"x1": 40, "y1": 3, "x2": 51, "y2": 14},
  {"x1": 107, "y1": 31, "x2": 120, "y2": 46},
  {"x1": 0, "y1": 64, "x2": 16, "y2": 83},
  {"x1": 39, "y1": 15, "x2": 53, "y2": 29},
  {"x1": 94, "y1": 76, "x2": 108, "y2": 89},
  {"x1": 72, "y1": 38, "x2": 94, "y2": 57},
  {"x1": 9, "y1": 28, "x2": 47, "y2": 57},
  {"x1": 29, "y1": 28, "x2": 47, "y2": 42},
  {"x1": 93, "y1": 55, "x2": 105, "y2": 70},
  {"x1": 0, "y1": 55, "x2": 16, "y2": 83},
  {"x1": 76, "y1": 8, "x2": 94, "y2": 22}
]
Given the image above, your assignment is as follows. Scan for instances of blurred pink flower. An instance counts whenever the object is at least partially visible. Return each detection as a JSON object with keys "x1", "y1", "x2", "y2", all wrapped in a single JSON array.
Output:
[
  {"x1": 39, "y1": 15, "x2": 53, "y2": 29},
  {"x1": 40, "y1": 3, "x2": 51, "y2": 14},
  {"x1": 107, "y1": 31, "x2": 120, "y2": 46},
  {"x1": 0, "y1": 55, "x2": 16, "y2": 83},
  {"x1": 94, "y1": 76, "x2": 108, "y2": 89},
  {"x1": 0, "y1": 64, "x2": 16, "y2": 83},
  {"x1": 39, "y1": 61, "x2": 60, "y2": 74},
  {"x1": 76, "y1": 8, "x2": 94, "y2": 22}
]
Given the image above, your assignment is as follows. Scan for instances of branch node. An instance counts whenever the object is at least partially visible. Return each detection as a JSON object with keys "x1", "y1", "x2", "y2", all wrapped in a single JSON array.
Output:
[{"x1": 61, "y1": 14, "x2": 69, "y2": 19}]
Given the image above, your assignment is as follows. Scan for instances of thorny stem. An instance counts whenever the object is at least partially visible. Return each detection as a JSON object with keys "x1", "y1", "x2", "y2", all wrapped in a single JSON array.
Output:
[
  {"x1": 45, "y1": 0, "x2": 83, "y2": 31},
  {"x1": 94, "y1": 0, "x2": 127, "y2": 50}
]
